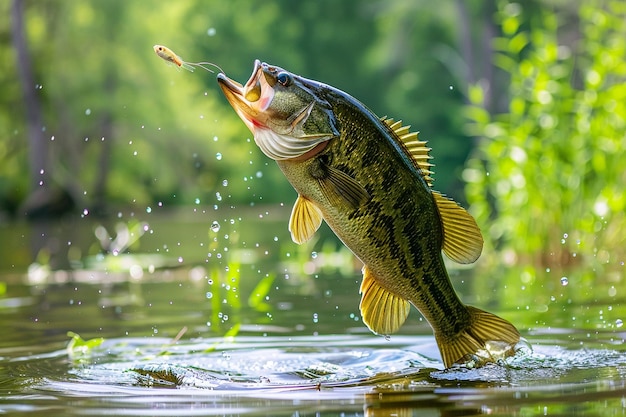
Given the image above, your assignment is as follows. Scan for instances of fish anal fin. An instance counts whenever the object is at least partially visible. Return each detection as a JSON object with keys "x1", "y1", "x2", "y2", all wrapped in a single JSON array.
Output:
[
  {"x1": 433, "y1": 191, "x2": 483, "y2": 264},
  {"x1": 289, "y1": 195, "x2": 323, "y2": 244},
  {"x1": 359, "y1": 266, "x2": 410, "y2": 335},
  {"x1": 436, "y1": 306, "x2": 521, "y2": 368},
  {"x1": 318, "y1": 167, "x2": 370, "y2": 210}
]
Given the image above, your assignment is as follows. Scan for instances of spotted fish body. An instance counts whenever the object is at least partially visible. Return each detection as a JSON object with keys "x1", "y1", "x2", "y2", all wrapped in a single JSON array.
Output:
[{"x1": 218, "y1": 60, "x2": 520, "y2": 368}]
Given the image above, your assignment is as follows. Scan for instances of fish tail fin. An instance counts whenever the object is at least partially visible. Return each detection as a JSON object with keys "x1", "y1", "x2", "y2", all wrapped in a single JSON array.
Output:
[
  {"x1": 181, "y1": 62, "x2": 195, "y2": 72},
  {"x1": 435, "y1": 306, "x2": 520, "y2": 368}
]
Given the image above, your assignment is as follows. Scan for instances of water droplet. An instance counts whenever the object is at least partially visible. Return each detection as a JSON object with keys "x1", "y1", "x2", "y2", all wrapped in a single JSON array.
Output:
[
  {"x1": 256, "y1": 171, "x2": 263, "y2": 178},
  {"x1": 207, "y1": 27, "x2": 216, "y2": 36},
  {"x1": 146, "y1": 206, "x2": 152, "y2": 213},
  {"x1": 311, "y1": 251, "x2": 318, "y2": 259},
  {"x1": 178, "y1": 256, "x2": 184, "y2": 263},
  {"x1": 616, "y1": 319, "x2": 623, "y2": 328},
  {"x1": 560, "y1": 277, "x2": 569, "y2": 286},
  {"x1": 195, "y1": 198, "x2": 200, "y2": 205},
  {"x1": 211, "y1": 221, "x2": 220, "y2": 232},
  {"x1": 82, "y1": 208, "x2": 89, "y2": 216},
  {"x1": 206, "y1": 292, "x2": 213, "y2": 299},
  {"x1": 216, "y1": 152, "x2": 222, "y2": 160},
  {"x1": 85, "y1": 108, "x2": 91, "y2": 116},
  {"x1": 222, "y1": 179, "x2": 229, "y2": 187}
]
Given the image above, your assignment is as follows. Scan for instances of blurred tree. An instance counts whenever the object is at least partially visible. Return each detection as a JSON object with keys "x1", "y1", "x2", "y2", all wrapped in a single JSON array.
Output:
[
  {"x1": 464, "y1": 0, "x2": 626, "y2": 278},
  {"x1": 0, "y1": 0, "x2": 501, "y2": 219},
  {"x1": 10, "y1": 0, "x2": 72, "y2": 219}
]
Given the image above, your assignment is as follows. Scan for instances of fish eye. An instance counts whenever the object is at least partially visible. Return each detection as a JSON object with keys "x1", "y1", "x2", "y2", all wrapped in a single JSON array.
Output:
[{"x1": 276, "y1": 72, "x2": 292, "y2": 87}]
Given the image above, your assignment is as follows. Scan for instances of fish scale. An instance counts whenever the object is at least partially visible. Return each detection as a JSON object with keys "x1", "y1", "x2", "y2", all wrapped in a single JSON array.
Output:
[{"x1": 217, "y1": 60, "x2": 520, "y2": 368}]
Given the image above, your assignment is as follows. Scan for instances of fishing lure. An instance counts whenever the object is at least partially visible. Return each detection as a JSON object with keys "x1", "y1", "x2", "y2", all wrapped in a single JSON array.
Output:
[{"x1": 153, "y1": 44, "x2": 224, "y2": 74}]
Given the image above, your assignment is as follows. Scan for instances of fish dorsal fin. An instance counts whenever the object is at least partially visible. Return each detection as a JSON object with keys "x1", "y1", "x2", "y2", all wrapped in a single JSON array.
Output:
[
  {"x1": 317, "y1": 166, "x2": 370, "y2": 210},
  {"x1": 289, "y1": 195, "x2": 323, "y2": 244},
  {"x1": 382, "y1": 117, "x2": 434, "y2": 187},
  {"x1": 432, "y1": 191, "x2": 483, "y2": 264},
  {"x1": 359, "y1": 266, "x2": 410, "y2": 335}
]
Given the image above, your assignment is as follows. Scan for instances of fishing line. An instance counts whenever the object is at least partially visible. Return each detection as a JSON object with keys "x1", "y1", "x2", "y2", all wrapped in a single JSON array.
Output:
[{"x1": 185, "y1": 61, "x2": 226, "y2": 74}]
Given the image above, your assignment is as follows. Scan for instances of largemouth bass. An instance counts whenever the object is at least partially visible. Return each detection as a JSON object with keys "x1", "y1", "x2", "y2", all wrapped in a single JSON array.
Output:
[{"x1": 217, "y1": 60, "x2": 520, "y2": 368}]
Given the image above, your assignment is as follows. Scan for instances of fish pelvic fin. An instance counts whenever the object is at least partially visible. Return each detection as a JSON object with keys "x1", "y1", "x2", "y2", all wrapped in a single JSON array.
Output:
[
  {"x1": 432, "y1": 191, "x2": 483, "y2": 264},
  {"x1": 436, "y1": 305, "x2": 520, "y2": 368},
  {"x1": 359, "y1": 266, "x2": 410, "y2": 335},
  {"x1": 289, "y1": 195, "x2": 323, "y2": 244},
  {"x1": 317, "y1": 166, "x2": 370, "y2": 210}
]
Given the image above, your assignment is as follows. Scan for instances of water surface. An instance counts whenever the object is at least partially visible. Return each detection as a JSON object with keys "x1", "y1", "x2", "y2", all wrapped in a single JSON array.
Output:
[{"x1": 1, "y1": 210, "x2": 625, "y2": 416}]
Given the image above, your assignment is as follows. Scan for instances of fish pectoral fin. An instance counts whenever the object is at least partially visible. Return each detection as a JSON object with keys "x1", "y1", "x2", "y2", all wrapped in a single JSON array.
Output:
[
  {"x1": 433, "y1": 191, "x2": 483, "y2": 264},
  {"x1": 359, "y1": 266, "x2": 410, "y2": 335},
  {"x1": 435, "y1": 305, "x2": 520, "y2": 368},
  {"x1": 289, "y1": 195, "x2": 323, "y2": 244},
  {"x1": 318, "y1": 167, "x2": 370, "y2": 210}
]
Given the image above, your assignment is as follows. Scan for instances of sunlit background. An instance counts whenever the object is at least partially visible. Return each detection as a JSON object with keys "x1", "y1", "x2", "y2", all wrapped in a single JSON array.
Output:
[{"x1": 1, "y1": 0, "x2": 626, "y2": 414}]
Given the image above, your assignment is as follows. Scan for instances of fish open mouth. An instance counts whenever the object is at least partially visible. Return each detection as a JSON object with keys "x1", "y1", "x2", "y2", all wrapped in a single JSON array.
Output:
[
  {"x1": 217, "y1": 60, "x2": 336, "y2": 160},
  {"x1": 217, "y1": 60, "x2": 271, "y2": 130},
  {"x1": 216, "y1": 59, "x2": 259, "y2": 102}
]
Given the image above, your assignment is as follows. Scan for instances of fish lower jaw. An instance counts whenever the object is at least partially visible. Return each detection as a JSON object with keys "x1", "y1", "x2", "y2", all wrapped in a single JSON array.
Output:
[{"x1": 253, "y1": 128, "x2": 330, "y2": 161}]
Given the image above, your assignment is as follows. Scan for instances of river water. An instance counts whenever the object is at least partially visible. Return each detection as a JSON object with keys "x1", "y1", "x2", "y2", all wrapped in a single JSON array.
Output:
[{"x1": 0, "y1": 207, "x2": 625, "y2": 416}]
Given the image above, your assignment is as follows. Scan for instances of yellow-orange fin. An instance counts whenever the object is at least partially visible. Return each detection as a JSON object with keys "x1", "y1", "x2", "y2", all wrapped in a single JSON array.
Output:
[
  {"x1": 359, "y1": 266, "x2": 410, "y2": 335},
  {"x1": 432, "y1": 191, "x2": 483, "y2": 264},
  {"x1": 435, "y1": 305, "x2": 521, "y2": 368},
  {"x1": 382, "y1": 117, "x2": 434, "y2": 186},
  {"x1": 318, "y1": 167, "x2": 370, "y2": 210},
  {"x1": 289, "y1": 195, "x2": 323, "y2": 244}
]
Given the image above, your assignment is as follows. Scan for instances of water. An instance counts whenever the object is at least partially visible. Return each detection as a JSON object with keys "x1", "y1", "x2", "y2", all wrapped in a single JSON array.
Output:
[{"x1": 1, "y1": 209, "x2": 625, "y2": 416}]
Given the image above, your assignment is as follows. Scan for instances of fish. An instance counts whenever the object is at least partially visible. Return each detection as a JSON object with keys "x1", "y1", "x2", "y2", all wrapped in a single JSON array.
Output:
[
  {"x1": 153, "y1": 44, "x2": 224, "y2": 74},
  {"x1": 217, "y1": 60, "x2": 520, "y2": 368}
]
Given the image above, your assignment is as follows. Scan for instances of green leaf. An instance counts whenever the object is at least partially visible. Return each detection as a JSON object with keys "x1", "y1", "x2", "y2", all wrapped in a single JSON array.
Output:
[{"x1": 66, "y1": 331, "x2": 105, "y2": 358}]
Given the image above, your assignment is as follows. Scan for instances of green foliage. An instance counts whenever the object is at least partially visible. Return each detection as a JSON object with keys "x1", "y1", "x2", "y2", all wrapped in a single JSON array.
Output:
[
  {"x1": 66, "y1": 331, "x2": 105, "y2": 361},
  {"x1": 1, "y1": 0, "x2": 471, "y2": 216},
  {"x1": 464, "y1": 1, "x2": 626, "y2": 276}
]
